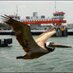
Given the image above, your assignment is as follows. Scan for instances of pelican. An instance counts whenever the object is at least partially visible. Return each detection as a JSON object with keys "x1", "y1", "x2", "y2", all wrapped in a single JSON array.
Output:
[{"x1": 2, "y1": 15, "x2": 72, "y2": 59}]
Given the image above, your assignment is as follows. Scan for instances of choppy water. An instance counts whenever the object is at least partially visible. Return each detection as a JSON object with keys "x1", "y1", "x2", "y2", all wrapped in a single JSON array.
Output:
[{"x1": 0, "y1": 35, "x2": 73, "y2": 72}]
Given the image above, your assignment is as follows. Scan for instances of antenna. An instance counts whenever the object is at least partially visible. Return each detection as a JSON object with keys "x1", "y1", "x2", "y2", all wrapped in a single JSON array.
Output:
[
  {"x1": 55, "y1": 0, "x2": 56, "y2": 12},
  {"x1": 16, "y1": 5, "x2": 18, "y2": 16}
]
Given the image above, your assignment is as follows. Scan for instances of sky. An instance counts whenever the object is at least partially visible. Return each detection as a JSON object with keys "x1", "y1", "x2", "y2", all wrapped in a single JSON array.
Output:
[{"x1": 0, "y1": 1, "x2": 73, "y2": 24}]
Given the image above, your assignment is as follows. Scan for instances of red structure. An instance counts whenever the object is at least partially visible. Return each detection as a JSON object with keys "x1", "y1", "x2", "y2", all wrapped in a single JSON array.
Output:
[
  {"x1": 22, "y1": 19, "x2": 66, "y2": 25},
  {"x1": 53, "y1": 12, "x2": 65, "y2": 15}
]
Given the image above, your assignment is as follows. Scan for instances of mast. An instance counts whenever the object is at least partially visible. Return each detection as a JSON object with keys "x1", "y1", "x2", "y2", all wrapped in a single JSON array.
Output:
[
  {"x1": 55, "y1": 0, "x2": 57, "y2": 12},
  {"x1": 16, "y1": 5, "x2": 18, "y2": 17}
]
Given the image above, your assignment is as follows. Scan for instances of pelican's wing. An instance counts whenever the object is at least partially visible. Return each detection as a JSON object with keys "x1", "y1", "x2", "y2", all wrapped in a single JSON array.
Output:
[
  {"x1": 3, "y1": 15, "x2": 47, "y2": 53},
  {"x1": 36, "y1": 28, "x2": 56, "y2": 43},
  {"x1": 36, "y1": 27, "x2": 56, "y2": 40}
]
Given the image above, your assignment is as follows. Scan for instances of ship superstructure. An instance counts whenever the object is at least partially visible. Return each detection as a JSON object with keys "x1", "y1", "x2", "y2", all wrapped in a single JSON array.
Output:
[
  {"x1": 23, "y1": 11, "x2": 67, "y2": 36},
  {"x1": 6, "y1": 11, "x2": 68, "y2": 36}
]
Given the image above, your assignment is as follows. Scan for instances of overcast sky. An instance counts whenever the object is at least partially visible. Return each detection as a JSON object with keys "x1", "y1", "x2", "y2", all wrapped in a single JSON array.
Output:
[{"x1": 0, "y1": 1, "x2": 73, "y2": 24}]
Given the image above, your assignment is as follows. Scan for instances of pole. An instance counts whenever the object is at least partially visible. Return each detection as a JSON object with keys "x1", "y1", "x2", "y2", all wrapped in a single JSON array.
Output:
[{"x1": 55, "y1": 0, "x2": 56, "y2": 12}]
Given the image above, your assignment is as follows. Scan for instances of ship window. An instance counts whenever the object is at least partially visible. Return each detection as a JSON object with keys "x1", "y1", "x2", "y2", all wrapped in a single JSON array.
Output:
[
  {"x1": 26, "y1": 16, "x2": 30, "y2": 19},
  {"x1": 41, "y1": 16, "x2": 45, "y2": 18},
  {"x1": 54, "y1": 14, "x2": 59, "y2": 16}
]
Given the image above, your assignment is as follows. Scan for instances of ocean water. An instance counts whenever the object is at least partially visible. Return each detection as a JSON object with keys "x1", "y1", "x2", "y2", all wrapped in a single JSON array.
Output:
[{"x1": 0, "y1": 35, "x2": 73, "y2": 72}]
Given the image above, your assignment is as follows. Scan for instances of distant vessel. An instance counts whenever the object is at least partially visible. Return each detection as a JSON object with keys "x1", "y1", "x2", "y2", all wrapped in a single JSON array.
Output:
[
  {"x1": 0, "y1": 29, "x2": 15, "y2": 35},
  {"x1": 0, "y1": 23, "x2": 13, "y2": 47},
  {"x1": 0, "y1": 38, "x2": 12, "y2": 47},
  {"x1": 0, "y1": 23, "x2": 15, "y2": 35}
]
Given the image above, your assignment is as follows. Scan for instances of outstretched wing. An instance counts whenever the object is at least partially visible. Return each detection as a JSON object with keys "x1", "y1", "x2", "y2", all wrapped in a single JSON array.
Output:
[{"x1": 3, "y1": 15, "x2": 47, "y2": 54}]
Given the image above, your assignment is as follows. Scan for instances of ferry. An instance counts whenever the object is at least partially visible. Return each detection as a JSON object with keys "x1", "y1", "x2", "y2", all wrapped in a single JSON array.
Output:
[{"x1": 1, "y1": 12, "x2": 73, "y2": 36}]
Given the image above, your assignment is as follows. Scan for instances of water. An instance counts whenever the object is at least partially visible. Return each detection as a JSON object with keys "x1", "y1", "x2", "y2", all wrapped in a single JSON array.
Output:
[{"x1": 0, "y1": 35, "x2": 73, "y2": 72}]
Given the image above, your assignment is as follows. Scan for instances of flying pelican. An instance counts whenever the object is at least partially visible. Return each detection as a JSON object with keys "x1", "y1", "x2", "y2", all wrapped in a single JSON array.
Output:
[{"x1": 2, "y1": 15, "x2": 72, "y2": 59}]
